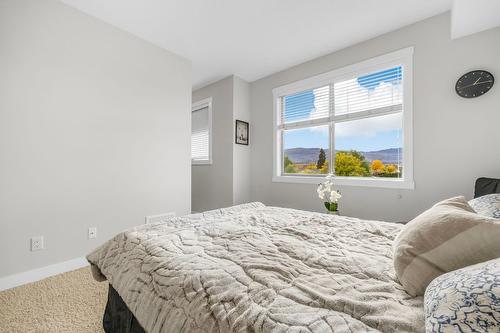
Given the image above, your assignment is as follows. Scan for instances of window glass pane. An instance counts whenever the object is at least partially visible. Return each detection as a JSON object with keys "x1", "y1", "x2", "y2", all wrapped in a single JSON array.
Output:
[
  {"x1": 282, "y1": 86, "x2": 329, "y2": 124},
  {"x1": 334, "y1": 113, "x2": 402, "y2": 178},
  {"x1": 283, "y1": 125, "x2": 329, "y2": 175},
  {"x1": 192, "y1": 106, "x2": 209, "y2": 161},
  {"x1": 334, "y1": 66, "x2": 402, "y2": 115}
]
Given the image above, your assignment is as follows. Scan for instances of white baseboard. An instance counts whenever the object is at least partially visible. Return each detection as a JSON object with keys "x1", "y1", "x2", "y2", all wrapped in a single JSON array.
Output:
[{"x1": 0, "y1": 257, "x2": 89, "y2": 292}]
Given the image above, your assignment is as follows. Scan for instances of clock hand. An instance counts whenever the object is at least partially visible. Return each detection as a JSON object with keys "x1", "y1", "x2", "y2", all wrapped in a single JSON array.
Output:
[
  {"x1": 473, "y1": 78, "x2": 481, "y2": 85},
  {"x1": 459, "y1": 80, "x2": 493, "y2": 89}
]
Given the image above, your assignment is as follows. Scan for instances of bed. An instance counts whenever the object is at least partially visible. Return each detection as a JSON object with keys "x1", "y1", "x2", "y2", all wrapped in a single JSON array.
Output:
[{"x1": 88, "y1": 178, "x2": 500, "y2": 333}]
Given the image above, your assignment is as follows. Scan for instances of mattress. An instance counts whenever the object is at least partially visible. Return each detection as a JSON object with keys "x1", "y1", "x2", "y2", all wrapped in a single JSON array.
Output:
[{"x1": 88, "y1": 202, "x2": 423, "y2": 332}]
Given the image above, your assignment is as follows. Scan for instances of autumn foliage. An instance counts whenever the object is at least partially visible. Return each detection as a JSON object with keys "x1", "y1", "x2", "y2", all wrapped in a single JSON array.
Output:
[
  {"x1": 284, "y1": 150, "x2": 401, "y2": 178},
  {"x1": 371, "y1": 160, "x2": 384, "y2": 172}
]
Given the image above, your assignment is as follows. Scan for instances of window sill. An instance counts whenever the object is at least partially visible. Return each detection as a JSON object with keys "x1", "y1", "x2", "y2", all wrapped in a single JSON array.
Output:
[
  {"x1": 272, "y1": 175, "x2": 415, "y2": 189},
  {"x1": 192, "y1": 160, "x2": 213, "y2": 166}
]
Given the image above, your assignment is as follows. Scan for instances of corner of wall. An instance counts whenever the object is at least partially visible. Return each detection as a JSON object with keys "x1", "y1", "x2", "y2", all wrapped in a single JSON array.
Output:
[
  {"x1": 191, "y1": 75, "x2": 253, "y2": 211},
  {"x1": 232, "y1": 76, "x2": 252, "y2": 205}
]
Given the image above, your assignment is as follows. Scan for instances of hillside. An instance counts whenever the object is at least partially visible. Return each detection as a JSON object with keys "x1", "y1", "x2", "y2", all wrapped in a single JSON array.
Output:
[{"x1": 284, "y1": 147, "x2": 402, "y2": 164}]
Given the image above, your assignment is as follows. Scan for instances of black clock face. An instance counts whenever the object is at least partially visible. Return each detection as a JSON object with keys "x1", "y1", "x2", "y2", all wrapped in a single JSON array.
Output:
[{"x1": 456, "y1": 70, "x2": 494, "y2": 98}]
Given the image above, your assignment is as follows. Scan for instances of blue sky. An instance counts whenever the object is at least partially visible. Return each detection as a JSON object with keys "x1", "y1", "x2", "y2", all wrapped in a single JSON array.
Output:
[
  {"x1": 283, "y1": 127, "x2": 402, "y2": 152},
  {"x1": 283, "y1": 66, "x2": 402, "y2": 152}
]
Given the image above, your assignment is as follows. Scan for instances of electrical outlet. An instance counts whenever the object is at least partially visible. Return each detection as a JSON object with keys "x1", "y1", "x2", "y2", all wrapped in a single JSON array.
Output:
[
  {"x1": 145, "y1": 212, "x2": 175, "y2": 224},
  {"x1": 88, "y1": 227, "x2": 97, "y2": 239},
  {"x1": 31, "y1": 236, "x2": 44, "y2": 251}
]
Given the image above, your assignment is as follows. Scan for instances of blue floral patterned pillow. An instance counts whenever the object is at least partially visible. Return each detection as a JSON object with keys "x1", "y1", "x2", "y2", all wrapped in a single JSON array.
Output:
[
  {"x1": 424, "y1": 258, "x2": 500, "y2": 333},
  {"x1": 469, "y1": 194, "x2": 500, "y2": 219}
]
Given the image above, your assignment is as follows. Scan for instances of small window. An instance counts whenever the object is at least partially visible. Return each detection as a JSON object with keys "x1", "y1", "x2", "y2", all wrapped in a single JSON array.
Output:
[
  {"x1": 273, "y1": 48, "x2": 414, "y2": 188},
  {"x1": 191, "y1": 98, "x2": 212, "y2": 165}
]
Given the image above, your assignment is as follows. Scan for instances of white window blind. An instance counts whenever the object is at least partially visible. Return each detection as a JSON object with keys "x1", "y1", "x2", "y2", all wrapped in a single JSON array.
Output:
[
  {"x1": 279, "y1": 67, "x2": 402, "y2": 130},
  {"x1": 281, "y1": 86, "x2": 330, "y2": 126},
  {"x1": 334, "y1": 66, "x2": 403, "y2": 116},
  {"x1": 191, "y1": 106, "x2": 210, "y2": 161}
]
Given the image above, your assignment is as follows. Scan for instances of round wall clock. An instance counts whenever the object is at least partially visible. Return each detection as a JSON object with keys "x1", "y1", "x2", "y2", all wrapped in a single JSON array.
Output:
[{"x1": 455, "y1": 70, "x2": 494, "y2": 98}]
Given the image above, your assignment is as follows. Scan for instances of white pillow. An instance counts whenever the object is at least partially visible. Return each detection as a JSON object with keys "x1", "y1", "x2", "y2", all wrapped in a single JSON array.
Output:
[{"x1": 393, "y1": 196, "x2": 500, "y2": 296}]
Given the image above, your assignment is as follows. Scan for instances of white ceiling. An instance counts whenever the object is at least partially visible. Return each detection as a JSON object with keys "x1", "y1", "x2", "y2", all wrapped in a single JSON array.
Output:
[
  {"x1": 452, "y1": 0, "x2": 500, "y2": 39},
  {"x1": 60, "y1": 0, "x2": 453, "y2": 89}
]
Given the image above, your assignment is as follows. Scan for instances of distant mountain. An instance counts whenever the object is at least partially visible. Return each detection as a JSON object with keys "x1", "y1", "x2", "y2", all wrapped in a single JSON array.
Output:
[
  {"x1": 284, "y1": 148, "x2": 324, "y2": 164},
  {"x1": 361, "y1": 148, "x2": 402, "y2": 164},
  {"x1": 284, "y1": 147, "x2": 402, "y2": 164}
]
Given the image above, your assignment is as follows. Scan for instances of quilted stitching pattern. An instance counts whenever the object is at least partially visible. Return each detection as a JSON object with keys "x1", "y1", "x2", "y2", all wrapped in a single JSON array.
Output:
[{"x1": 88, "y1": 203, "x2": 424, "y2": 333}]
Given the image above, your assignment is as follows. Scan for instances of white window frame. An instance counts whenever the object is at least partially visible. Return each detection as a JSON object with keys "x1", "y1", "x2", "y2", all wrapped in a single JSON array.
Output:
[
  {"x1": 272, "y1": 47, "x2": 414, "y2": 189},
  {"x1": 191, "y1": 97, "x2": 213, "y2": 165}
]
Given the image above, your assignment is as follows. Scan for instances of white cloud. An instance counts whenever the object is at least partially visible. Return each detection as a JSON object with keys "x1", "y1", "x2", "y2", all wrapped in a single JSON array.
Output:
[
  {"x1": 335, "y1": 112, "x2": 402, "y2": 137},
  {"x1": 308, "y1": 86, "x2": 330, "y2": 134},
  {"x1": 334, "y1": 79, "x2": 402, "y2": 115},
  {"x1": 310, "y1": 86, "x2": 329, "y2": 119}
]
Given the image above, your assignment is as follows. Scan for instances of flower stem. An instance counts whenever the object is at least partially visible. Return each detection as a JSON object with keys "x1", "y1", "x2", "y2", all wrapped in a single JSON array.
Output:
[{"x1": 324, "y1": 202, "x2": 338, "y2": 212}]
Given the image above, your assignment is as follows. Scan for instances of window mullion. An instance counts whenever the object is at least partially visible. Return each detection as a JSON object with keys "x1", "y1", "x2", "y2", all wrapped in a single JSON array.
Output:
[
  {"x1": 329, "y1": 84, "x2": 335, "y2": 175},
  {"x1": 333, "y1": 104, "x2": 402, "y2": 123},
  {"x1": 280, "y1": 128, "x2": 284, "y2": 176},
  {"x1": 280, "y1": 118, "x2": 330, "y2": 131}
]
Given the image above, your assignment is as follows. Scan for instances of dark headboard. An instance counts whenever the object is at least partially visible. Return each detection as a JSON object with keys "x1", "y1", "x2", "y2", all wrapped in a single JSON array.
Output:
[{"x1": 474, "y1": 177, "x2": 500, "y2": 198}]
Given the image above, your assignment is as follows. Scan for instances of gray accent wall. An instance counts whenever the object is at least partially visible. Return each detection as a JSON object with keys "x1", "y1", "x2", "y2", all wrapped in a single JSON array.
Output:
[
  {"x1": 192, "y1": 76, "x2": 251, "y2": 212},
  {"x1": 249, "y1": 13, "x2": 500, "y2": 222},
  {"x1": 0, "y1": 0, "x2": 192, "y2": 277},
  {"x1": 233, "y1": 77, "x2": 252, "y2": 205},
  {"x1": 192, "y1": 77, "x2": 235, "y2": 212}
]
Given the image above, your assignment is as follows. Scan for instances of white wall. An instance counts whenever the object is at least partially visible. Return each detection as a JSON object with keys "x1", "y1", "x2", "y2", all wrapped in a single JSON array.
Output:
[
  {"x1": 233, "y1": 77, "x2": 252, "y2": 205},
  {"x1": 192, "y1": 77, "x2": 234, "y2": 212},
  {"x1": 0, "y1": 0, "x2": 192, "y2": 277},
  {"x1": 250, "y1": 13, "x2": 500, "y2": 222}
]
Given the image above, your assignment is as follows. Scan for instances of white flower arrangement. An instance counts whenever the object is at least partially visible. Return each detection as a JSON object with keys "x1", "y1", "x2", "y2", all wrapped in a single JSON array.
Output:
[
  {"x1": 317, "y1": 174, "x2": 341, "y2": 213},
  {"x1": 317, "y1": 174, "x2": 342, "y2": 202}
]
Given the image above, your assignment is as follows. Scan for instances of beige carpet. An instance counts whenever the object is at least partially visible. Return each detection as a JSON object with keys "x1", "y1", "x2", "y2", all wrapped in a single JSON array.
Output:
[{"x1": 0, "y1": 267, "x2": 108, "y2": 333}]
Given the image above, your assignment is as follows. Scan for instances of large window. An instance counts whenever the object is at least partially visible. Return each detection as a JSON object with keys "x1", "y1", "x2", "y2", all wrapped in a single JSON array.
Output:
[
  {"x1": 273, "y1": 48, "x2": 414, "y2": 188},
  {"x1": 191, "y1": 98, "x2": 212, "y2": 165}
]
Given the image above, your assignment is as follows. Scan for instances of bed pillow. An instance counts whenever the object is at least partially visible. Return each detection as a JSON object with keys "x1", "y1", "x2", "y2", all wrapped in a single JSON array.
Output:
[
  {"x1": 424, "y1": 258, "x2": 500, "y2": 333},
  {"x1": 469, "y1": 193, "x2": 500, "y2": 219},
  {"x1": 393, "y1": 196, "x2": 500, "y2": 296}
]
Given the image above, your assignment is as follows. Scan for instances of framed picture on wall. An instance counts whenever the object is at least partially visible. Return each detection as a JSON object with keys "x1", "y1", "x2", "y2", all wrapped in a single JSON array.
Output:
[{"x1": 235, "y1": 120, "x2": 249, "y2": 145}]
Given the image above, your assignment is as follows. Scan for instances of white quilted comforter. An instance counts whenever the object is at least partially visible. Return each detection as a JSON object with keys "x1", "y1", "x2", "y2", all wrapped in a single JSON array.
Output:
[{"x1": 87, "y1": 202, "x2": 423, "y2": 333}]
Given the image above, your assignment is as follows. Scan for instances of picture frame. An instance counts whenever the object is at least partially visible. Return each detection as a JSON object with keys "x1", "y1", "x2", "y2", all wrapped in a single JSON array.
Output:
[{"x1": 235, "y1": 120, "x2": 249, "y2": 145}]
